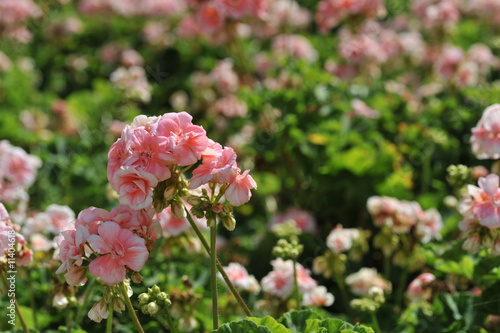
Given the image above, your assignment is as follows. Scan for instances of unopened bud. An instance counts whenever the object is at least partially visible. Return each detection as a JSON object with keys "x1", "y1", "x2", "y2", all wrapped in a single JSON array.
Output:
[
  {"x1": 164, "y1": 185, "x2": 177, "y2": 201},
  {"x1": 147, "y1": 302, "x2": 160, "y2": 316},
  {"x1": 187, "y1": 196, "x2": 203, "y2": 207},
  {"x1": 151, "y1": 285, "x2": 161, "y2": 295},
  {"x1": 222, "y1": 215, "x2": 236, "y2": 231},
  {"x1": 157, "y1": 292, "x2": 171, "y2": 306},
  {"x1": 171, "y1": 200, "x2": 186, "y2": 219},
  {"x1": 207, "y1": 217, "x2": 217, "y2": 228},
  {"x1": 138, "y1": 293, "x2": 150, "y2": 305}
]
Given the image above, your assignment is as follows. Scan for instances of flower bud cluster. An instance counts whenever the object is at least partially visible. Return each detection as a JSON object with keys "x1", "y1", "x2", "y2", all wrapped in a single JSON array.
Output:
[
  {"x1": 272, "y1": 237, "x2": 303, "y2": 260},
  {"x1": 138, "y1": 284, "x2": 172, "y2": 317}
]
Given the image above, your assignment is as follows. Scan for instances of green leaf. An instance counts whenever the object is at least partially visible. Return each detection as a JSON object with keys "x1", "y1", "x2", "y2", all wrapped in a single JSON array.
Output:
[
  {"x1": 278, "y1": 309, "x2": 322, "y2": 333},
  {"x1": 251, "y1": 172, "x2": 282, "y2": 196},
  {"x1": 460, "y1": 256, "x2": 474, "y2": 280},
  {"x1": 247, "y1": 316, "x2": 290, "y2": 333},
  {"x1": 213, "y1": 320, "x2": 273, "y2": 333}
]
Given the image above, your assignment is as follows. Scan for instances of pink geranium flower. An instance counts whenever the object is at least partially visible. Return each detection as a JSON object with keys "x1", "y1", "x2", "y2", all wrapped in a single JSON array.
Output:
[
  {"x1": 88, "y1": 222, "x2": 149, "y2": 285},
  {"x1": 471, "y1": 104, "x2": 500, "y2": 159},
  {"x1": 188, "y1": 141, "x2": 238, "y2": 188},
  {"x1": 152, "y1": 112, "x2": 209, "y2": 166},
  {"x1": 225, "y1": 170, "x2": 257, "y2": 206},
  {"x1": 112, "y1": 167, "x2": 158, "y2": 210},
  {"x1": 269, "y1": 207, "x2": 317, "y2": 233},
  {"x1": 406, "y1": 273, "x2": 436, "y2": 303},
  {"x1": 469, "y1": 174, "x2": 500, "y2": 229},
  {"x1": 122, "y1": 127, "x2": 174, "y2": 181},
  {"x1": 155, "y1": 206, "x2": 191, "y2": 237},
  {"x1": 215, "y1": 0, "x2": 251, "y2": 19},
  {"x1": 326, "y1": 225, "x2": 360, "y2": 253},
  {"x1": 196, "y1": 2, "x2": 224, "y2": 33}
]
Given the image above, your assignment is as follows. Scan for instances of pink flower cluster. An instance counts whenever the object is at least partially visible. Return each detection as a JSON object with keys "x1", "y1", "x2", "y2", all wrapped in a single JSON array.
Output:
[
  {"x1": 434, "y1": 44, "x2": 498, "y2": 87},
  {"x1": 272, "y1": 35, "x2": 318, "y2": 63},
  {"x1": 269, "y1": 207, "x2": 317, "y2": 233},
  {"x1": 56, "y1": 205, "x2": 159, "y2": 286},
  {"x1": 261, "y1": 258, "x2": 334, "y2": 307},
  {"x1": 463, "y1": 0, "x2": 500, "y2": 26},
  {"x1": 220, "y1": 262, "x2": 260, "y2": 293},
  {"x1": 411, "y1": 0, "x2": 460, "y2": 30},
  {"x1": 79, "y1": 0, "x2": 186, "y2": 17},
  {"x1": 0, "y1": 140, "x2": 42, "y2": 204},
  {"x1": 406, "y1": 272, "x2": 436, "y2": 303},
  {"x1": 471, "y1": 104, "x2": 500, "y2": 159},
  {"x1": 326, "y1": 225, "x2": 360, "y2": 253},
  {"x1": 367, "y1": 196, "x2": 443, "y2": 243},
  {"x1": 0, "y1": 0, "x2": 42, "y2": 43},
  {"x1": 0, "y1": 203, "x2": 32, "y2": 266},
  {"x1": 345, "y1": 267, "x2": 391, "y2": 296},
  {"x1": 110, "y1": 66, "x2": 152, "y2": 103},
  {"x1": 315, "y1": 0, "x2": 384, "y2": 33},
  {"x1": 458, "y1": 173, "x2": 500, "y2": 254},
  {"x1": 108, "y1": 112, "x2": 256, "y2": 209},
  {"x1": 347, "y1": 99, "x2": 380, "y2": 119}
]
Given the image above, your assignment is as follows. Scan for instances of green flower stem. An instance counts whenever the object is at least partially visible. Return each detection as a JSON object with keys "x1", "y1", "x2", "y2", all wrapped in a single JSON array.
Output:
[
  {"x1": 292, "y1": 259, "x2": 301, "y2": 308},
  {"x1": 106, "y1": 303, "x2": 114, "y2": 333},
  {"x1": 383, "y1": 253, "x2": 391, "y2": 279},
  {"x1": 395, "y1": 267, "x2": 409, "y2": 307},
  {"x1": 211, "y1": 224, "x2": 219, "y2": 329},
  {"x1": 120, "y1": 281, "x2": 145, "y2": 333},
  {"x1": 0, "y1": 272, "x2": 29, "y2": 333},
  {"x1": 184, "y1": 207, "x2": 253, "y2": 317},
  {"x1": 75, "y1": 276, "x2": 96, "y2": 324},
  {"x1": 164, "y1": 306, "x2": 179, "y2": 333},
  {"x1": 370, "y1": 311, "x2": 382, "y2": 333},
  {"x1": 334, "y1": 274, "x2": 351, "y2": 314},
  {"x1": 28, "y1": 270, "x2": 39, "y2": 330}
]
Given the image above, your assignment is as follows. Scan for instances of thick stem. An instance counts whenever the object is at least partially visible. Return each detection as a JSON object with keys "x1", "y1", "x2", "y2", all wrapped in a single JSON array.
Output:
[
  {"x1": 0, "y1": 272, "x2": 29, "y2": 333},
  {"x1": 184, "y1": 207, "x2": 253, "y2": 317},
  {"x1": 164, "y1": 305, "x2": 179, "y2": 333},
  {"x1": 292, "y1": 259, "x2": 301, "y2": 308},
  {"x1": 211, "y1": 224, "x2": 219, "y2": 329},
  {"x1": 106, "y1": 303, "x2": 114, "y2": 333},
  {"x1": 120, "y1": 282, "x2": 145, "y2": 333},
  {"x1": 370, "y1": 311, "x2": 382, "y2": 333}
]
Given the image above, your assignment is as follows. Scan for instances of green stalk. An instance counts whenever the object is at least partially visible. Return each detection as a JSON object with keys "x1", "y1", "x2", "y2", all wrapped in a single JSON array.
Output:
[
  {"x1": 370, "y1": 311, "x2": 382, "y2": 333},
  {"x1": 334, "y1": 274, "x2": 351, "y2": 314},
  {"x1": 0, "y1": 272, "x2": 29, "y2": 333},
  {"x1": 184, "y1": 207, "x2": 253, "y2": 317},
  {"x1": 395, "y1": 267, "x2": 409, "y2": 307},
  {"x1": 28, "y1": 270, "x2": 39, "y2": 330},
  {"x1": 120, "y1": 282, "x2": 145, "y2": 333},
  {"x1": 292, "y1": 259, "x2": 301, "y2": 308},
  {"x1": 106, "y1": 303, "x2": 114, "y2": 333},
  {"x1": 211, "y1": 224, "x2": 219, "y2": 329},
  {"x1": 164, "y1": 304, "x2": 179, "y2": 333}
]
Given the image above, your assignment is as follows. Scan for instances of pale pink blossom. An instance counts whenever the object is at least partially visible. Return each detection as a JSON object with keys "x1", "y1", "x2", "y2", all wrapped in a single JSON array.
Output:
[
  {"x1": 261, "y1": 258, "x2": 317, "y2": 300},
  {"x1": 88, "y1": 300, "x2": 109, "y2": 323},
  {"x1": 53, "y1": 293, "x2": 69, "y2": 309},
  {"x1": 411, "y1": 0, "x2": 460, "y2": 29},
  {"x1": 56, "y1": 225, "x2": 90, "y2": 286},
  {"x1": 415, "y1": 208, "x2": 443, "y2": 243},
  {"x1": 406, "y1": 273, "x2": 436, "y2": 302},
  {"x1": 326, "y1": 225, "x2": 360, "y2": 253},
  {"x1": 110, "y1": 66, "x2": 152, "y2": 103},
  {"x1": 215, "y1": 0, "x2": 251, "y2": 19},
  {"x1": 272, "y1": 35, "x2": 318, "y2": 62},
  {"x1": 434, "y1": 46, "x2": 464, "y2": 80},
  {"x1": 221, "y1": 262, "x2": 261, "y2": 293},
  {"x1": 210, "y1": 59, "x2": 239, "y2": 94},
  {"x1": 30, "y1": 234, "x2": 52, "y2": 252},
  {"x1": 112, "y1": 167, "x2": 158, "y2": 210},
  {"x1": 270, "y1": 207, "x2": 317, "y2": 233},
  {"x1": 462, "y1": 234, "x2": 481, "y2": 253},
  {"x1": 346, "y1": 267, "x2": 392, "y2": 296},
  {"x1": 225, "y1": 170, "x2": 257, "y2": 206},
  {"x1": 302, "y1": 286, "x2": 335, "y2": 307},
  {"x1": 87, "y1": 222, "x2": 149, "y2": 285},
  {"x1": 110, "y1": 205, "x2": 161, "y2": 242},
  {"x1": 46, "y1": 204, "x2": 75, "y2": 232},
  {"x1": 150, "y1": 112, "x2": 209, "y2": 166},
  {"x1": 74, "y1": 206, "x2": 111, "y2": 234},
  {"x1": 121, "y1": 49, "x2": 144, "y2": 68},
  {"x1": 466, "y1": 174, "x2": 500, "y2": 229},
  {"x1": 176, "y1": 15, "x2": 202, "y2": 38},
  {"x1": 348, "y1": 99, "x2": 380, "y2": 119},
  {"x1": 471, "y1": 104, "x2": 500, "y2": 159}
]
